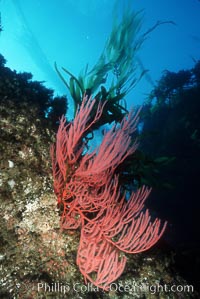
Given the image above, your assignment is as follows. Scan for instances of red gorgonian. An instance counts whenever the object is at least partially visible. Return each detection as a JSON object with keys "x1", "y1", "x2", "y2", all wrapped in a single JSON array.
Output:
[{"x1": 51, "y1": 96, "x2": 167, "y2": 290}]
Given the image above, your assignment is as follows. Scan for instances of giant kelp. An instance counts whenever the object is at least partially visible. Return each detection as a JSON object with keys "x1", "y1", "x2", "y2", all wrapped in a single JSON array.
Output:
[{"x1": 55, "y1": 7, "x2": 147, "y2": 124}]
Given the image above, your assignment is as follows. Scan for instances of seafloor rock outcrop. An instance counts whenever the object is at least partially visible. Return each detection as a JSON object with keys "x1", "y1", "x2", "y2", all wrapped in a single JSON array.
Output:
[{"x1": 0, "y1": 75, "x2": 198, "y2": 298}]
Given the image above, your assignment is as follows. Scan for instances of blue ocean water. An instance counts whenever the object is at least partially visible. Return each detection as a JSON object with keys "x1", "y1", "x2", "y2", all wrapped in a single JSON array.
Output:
[{"x1": 1, "y1": 0, "x2": 200, "y2": 114}]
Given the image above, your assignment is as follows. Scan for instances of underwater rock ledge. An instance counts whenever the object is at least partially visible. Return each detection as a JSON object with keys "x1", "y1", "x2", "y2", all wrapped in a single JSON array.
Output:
[{"x1": 0, "y1": 85, "x2": 198, "y2": 298}]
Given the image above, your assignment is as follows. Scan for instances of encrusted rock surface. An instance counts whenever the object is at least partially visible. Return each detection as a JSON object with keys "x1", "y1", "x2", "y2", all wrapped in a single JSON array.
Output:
[{"x1": 0, "y1": 97, "x2": 198, "y2": 298}]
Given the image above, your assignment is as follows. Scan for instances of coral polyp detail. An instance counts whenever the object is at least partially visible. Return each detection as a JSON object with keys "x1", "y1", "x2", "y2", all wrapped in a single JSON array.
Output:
[{"x1": 51, "y1": 96, "x2": 166, "y2": 290}]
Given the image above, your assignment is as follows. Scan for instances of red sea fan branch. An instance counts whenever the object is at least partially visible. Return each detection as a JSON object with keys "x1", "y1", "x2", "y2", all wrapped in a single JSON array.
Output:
[
  {"x1": 51, "y1": 95, "x2": 167, "y2": 290},
  {"x1": 77, "y1": 228, "x2": 127, "y2": 291},
  {"x1": 81, "y1": 185, "x2": 167, "y2": 255},
  {"x1": 54, "y1": 96, "x2": 105, "y2": 172},
  {"x1": 50, "y1": 95, "x2": 105, "y2": 200},
  {"x1": 74, "y1": 109, "x2": 140, "y2": 185},
  {"x1": 66, "y1": 96, "x2": 106, "y2": 164}
]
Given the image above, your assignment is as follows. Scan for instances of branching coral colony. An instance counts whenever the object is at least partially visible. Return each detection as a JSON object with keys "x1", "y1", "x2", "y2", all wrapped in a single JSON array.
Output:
[{"x1": 51, "y1": 95, "x2": 167, "y2": 290}]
